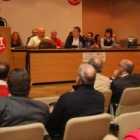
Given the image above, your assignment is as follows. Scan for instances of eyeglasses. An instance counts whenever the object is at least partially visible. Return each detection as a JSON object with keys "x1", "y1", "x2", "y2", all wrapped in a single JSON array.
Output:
[{"x1": 118, "y1": 64, "x2": 125, "y2": 69}]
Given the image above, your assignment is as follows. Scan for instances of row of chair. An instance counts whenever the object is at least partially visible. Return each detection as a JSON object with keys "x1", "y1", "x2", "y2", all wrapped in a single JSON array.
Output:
[
  {"x1": 34, "y1": 87, "x2": 140, "y2": 116},
  {"x1": 1, "y1": 111, "x2": 140, "y2": 140}
]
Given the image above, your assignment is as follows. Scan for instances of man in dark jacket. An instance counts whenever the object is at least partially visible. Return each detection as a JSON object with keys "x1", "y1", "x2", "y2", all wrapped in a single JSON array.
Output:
[
  {"x1": 64, "y1": 26, "x2": 85, "y2": 48},
  {"x1": 47, "y1": 64, "x2": 104, "y2": 140},
  {"x1": 0, "y1": 68, "x2": 50, "y2": 128},
  {"x1": 111, "y1": 59, "x2": 140, "y2": 112}
]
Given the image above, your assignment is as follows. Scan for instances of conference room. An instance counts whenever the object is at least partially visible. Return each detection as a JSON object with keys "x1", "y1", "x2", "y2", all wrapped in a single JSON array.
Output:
[{"x1": 1, "y1": 0, "x2": 140, "y2": 140}]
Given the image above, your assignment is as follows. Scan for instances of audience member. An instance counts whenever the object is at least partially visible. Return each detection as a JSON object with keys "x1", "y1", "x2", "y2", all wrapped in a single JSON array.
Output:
[
  {"x1": 94, "y1": 34, "x2": 101, "y2": 48},
  {"x1": 11, "y1": 32, "x2": 23, "y2": 48},
  {"x1": 0, "y1": 62, "x2": 9, "y2": 97},
  {"x1": 26, "y1": 28, "x2": 38, "y2": 46},
  {"x1": 0, "y1": 68, "x2": 50, "y2": 128},
  {"x1": 88, "y1": 56, "x2": 110, "y2": 90},
  {"x1": 47, "y1": 64, "x2": 104, "y2": 140},
  {"x1": 111, "y1": 59, "x2": 140, "y2": 112},
  {"x1": 101, "y1": 28, "x2": 116, "y2": 48},
  {"x1": 50, "y1": 30, "x2": 62, "y2": 48},
  {"x1": 64, "y1": 26, "x2": 85, "y2": 48},
  {"x1": 27, "y1": 27, "x2": 51, "y2": 48}
]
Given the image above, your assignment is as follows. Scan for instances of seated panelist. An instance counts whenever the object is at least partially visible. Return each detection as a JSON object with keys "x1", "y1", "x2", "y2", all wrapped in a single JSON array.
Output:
[
  {"x1": 50, "y1": 30, "x2": 62, "y2": 49},
  {"x1": 101, "y1": 28, "x2": 116, "y2": 48},
  {"x1": 27, "y1": 27, "x2": 52, "y2": 48},
  {"x1": 64, "y1": 26, "x2": 85, "y2": 48}
]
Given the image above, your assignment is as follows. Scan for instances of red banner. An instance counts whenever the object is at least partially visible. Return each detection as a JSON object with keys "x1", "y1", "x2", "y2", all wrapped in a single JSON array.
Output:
[{"x1": 0, "y1": 35, "x2": 6, "y2": 53}]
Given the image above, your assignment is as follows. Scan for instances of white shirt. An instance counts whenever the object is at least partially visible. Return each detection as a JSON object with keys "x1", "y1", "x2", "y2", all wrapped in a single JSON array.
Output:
[
  {"x1": 72, "y1": 37, "x2": 79, "y2": 46},
  {"x1": 0, "y1": 80, "x2": 7, "y2": 86},
  {"x1": 27, "y1": 36, "x2": 50, "y2": 46}
]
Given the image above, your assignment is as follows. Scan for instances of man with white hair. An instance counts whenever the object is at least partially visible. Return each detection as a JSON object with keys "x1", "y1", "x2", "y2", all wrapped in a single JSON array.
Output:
[
  {"x1": 47, "y1": 64, "x2": 104, "y2": 140},
  {"x1": 88, "y1": 56, "x2": 110, "y2": 90},
  {"x1": 27, "y1": 27, "x2": 51, "y2": 47}
]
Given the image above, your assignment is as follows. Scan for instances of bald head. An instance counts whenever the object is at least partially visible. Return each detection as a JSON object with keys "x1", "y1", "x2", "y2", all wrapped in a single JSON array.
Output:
[
  {"x1": 88, "y1": 56, "x2": 103, "y2": 73},
  {"x1": 51, "y1": 30, "x2": 57, "y2": 38},
  {"x1": 38, "y1": 28, "x2": 45, "y2": 38},
  {"x1": 120, "y1": 59, "x2": 134, "y2": 74},
  {"x1": 77, "y1": 64, "x2": 96, "y2": 85}
]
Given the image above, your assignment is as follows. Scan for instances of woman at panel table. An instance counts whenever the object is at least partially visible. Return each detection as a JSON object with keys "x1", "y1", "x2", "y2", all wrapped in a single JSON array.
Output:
[
  {"x1": 11, "y1": 32, "x2": 23, "y2": 48},
  {"x1": 101, "y1": 28, "x2": 116, "y2": 48}
]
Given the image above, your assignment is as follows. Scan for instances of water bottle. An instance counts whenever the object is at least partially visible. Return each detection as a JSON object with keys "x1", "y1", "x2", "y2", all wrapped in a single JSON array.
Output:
[
  {"x1": 112, "y1": 41, "x2": 116, "y2": 48},
  {"x1": 87, "y1": 41, "x2": 91, "y2": 48},
  {"x1": 79, "y1": 41, "x2": 83, "y2": 49}
]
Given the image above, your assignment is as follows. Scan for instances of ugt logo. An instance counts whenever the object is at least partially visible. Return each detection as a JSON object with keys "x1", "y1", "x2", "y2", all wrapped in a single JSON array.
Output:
[
  {"x1": 0, "y1": 35, "x2": 6, "y2": 53},
  {"x1": 68, "y1": 0, "x2": 81, "y2": 6}
]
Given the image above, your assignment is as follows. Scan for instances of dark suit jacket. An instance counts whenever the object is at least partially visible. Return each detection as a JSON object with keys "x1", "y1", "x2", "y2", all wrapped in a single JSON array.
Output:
[
  {"x1": 0, "y1": 95, "x2": 50, "y2": 128},
  {"x1": 47, "y1": 84, "x2": 104, "y2": 139},
  {"x1": 64, "y1": 35, "x2": 85, "y2": 48},
  {"x1": 111, "y1": 74, "x2": 140, "y2": 104}
]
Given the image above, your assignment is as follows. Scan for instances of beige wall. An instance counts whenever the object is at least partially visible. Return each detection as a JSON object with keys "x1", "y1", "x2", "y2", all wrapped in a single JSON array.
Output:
[
  {"x1": 111, "y1": 0, "x2": 140, "y2": 43},
  {"x1": 82, "y1": 0, "x2": 140, "y2": 43},
  {"x1": 1, "y1": 0, "x2": 140, "y2": 44},
  {"x1": 1, "y1": 0, "x2": 82, "y2": 45}
]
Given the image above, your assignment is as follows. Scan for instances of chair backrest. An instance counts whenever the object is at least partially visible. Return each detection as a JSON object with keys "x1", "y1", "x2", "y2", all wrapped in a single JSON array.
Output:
[
  {"x1": 114, "y1": 111, "x2": 140, "y2": 140},
  {"x1": 99, "y1": 89, "x2": 112, "y2": 113},
  {"x1": 0, "y1": 123, "x2": 44, "y2": 140},
  {"x1": 116, "y1": 87, "x2": 140, "y2": 116},
  {"x1": 34, "y1": 96, "x2": 59, "y2": 105},
  {"x1": 63, "y1": 113, "x2": 111, "y2": 140}
]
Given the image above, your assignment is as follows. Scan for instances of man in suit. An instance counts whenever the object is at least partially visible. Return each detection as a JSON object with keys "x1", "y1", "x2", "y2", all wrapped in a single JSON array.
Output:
[
  {"x1": 0, "y1": 62, "x2": 9, "y2": 97},
  {"x1": 64, "y1": 26, "x2": 85, "y2": 48},
  {"x1": 47, "y1": 64, "x2": 104, "y2": 140},
  {"x1": 0, "y1": 68, "x2": 50, "y2": 128},
  {"x1": 111, "y1": 59, "x2": 140, "y2": 111},
  {"x1": 88, "y1": 56, "x2": 110, "y2": 90}
]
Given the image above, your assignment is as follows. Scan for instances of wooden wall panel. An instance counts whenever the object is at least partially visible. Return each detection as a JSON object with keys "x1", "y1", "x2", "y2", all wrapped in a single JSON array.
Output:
[{"x1": 82, "y1": 0, "x2": 111, "y2": 37}]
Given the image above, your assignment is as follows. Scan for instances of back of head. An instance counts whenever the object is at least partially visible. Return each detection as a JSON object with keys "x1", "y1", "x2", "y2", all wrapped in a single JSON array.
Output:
[
  {"x1": 88, "y1": 57, "x2": 103, "y2": 73},
  {"x1": 0, "y1": 62, "x2": 10, "y2": 80},
  {"x1": 8, "y1": 68, "x2": 31, "y2": 96},
  {"x1": 121, "y1": 59, "x2": 134, "y2": 74},
  {"x1": 77, "y1": 64, "x2": 96, "y2": 85}
]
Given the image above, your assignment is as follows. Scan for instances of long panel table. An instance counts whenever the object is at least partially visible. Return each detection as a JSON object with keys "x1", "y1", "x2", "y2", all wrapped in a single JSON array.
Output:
[{"x1": 11, "y1": 48, "x2": 140, "y2": 85}]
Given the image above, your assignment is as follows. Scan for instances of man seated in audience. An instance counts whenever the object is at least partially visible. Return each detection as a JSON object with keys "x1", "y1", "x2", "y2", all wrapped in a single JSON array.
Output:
[
  {"x1": 88, "y1": 56, "x2": 110, "y2": 90},
  {"x1": 47, "y1": 64, "x2": 104, "y2": 140},
  {"x1": 0, "y1": 68, "x2": 50, "y2": 129},
  {"x1": 64, "y1": 26, "x2": 85, "y2": 48},
  {"x1": 27, "y1": 27, "x2": 52, "y2": 48},
  {"x1": 26, "y1": 28, "x2": 38, "y2": 45},
  {"x1": 50, "y1": 30, "x2": 62, "y2": 48},
  {"x1": 111, "y1": 59, "x2": 140, "y2": 112},
  {"x1": 0, "y1": 62, "x2": 9, "y2": 97}
]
